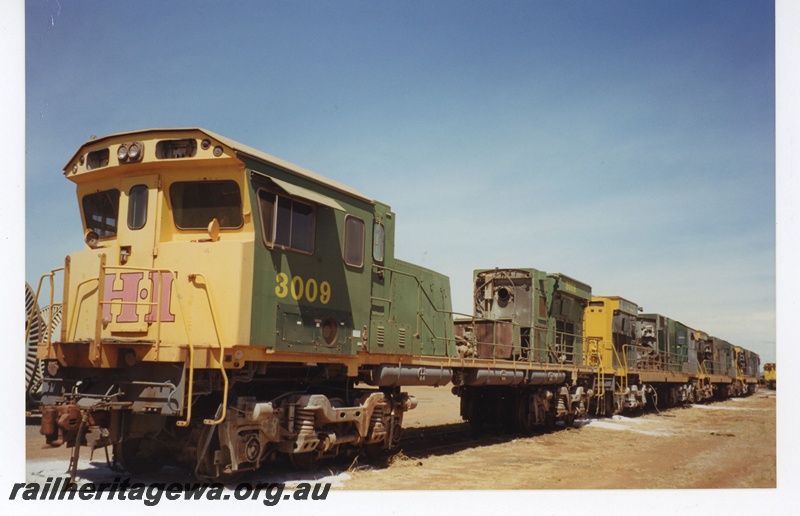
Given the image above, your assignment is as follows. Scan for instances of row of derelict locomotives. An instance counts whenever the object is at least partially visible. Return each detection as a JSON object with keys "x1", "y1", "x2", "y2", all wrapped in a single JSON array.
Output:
[
  {"x1": 24, "y1": 129, "x2": 760, "y2": 483},
  {"x1": 451, "y1": 268, "x2": 759, "y2": 434},
  {"x1": 26, "y1": 266, "x2": 760, "y2": 481}
]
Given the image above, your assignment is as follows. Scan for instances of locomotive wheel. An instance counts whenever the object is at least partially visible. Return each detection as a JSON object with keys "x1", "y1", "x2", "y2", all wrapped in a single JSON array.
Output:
[
  {"x1": 670, "y1": 388, "x2": 680, "y2": 407},
  {"x1": 461, "y1": 392, "x2": 485, "y2": 430},
  {"x1": 563, "y1": 413, "x2": 575, "y2": 428},
  {"x1": 544, "y1": 411, "x2": 557, "y2": 432},
  {"x1": 289, "y1": 452, "x2": 318, "y2": 471},
  {"x1": 114, "y1": 437, "x2": 166, "y2": 475},
  {"x1": 515, "y1": 395, "x2": 532, "y2": 433},
  {"x1": 468, "y1": 415, "x2": 485, "y2": 430},
  {"x1": 362, "y1": 441, "x2": 387, "y2": 460},
  {"x1": 614, "y1": 395, "x2": 624, "y2": 413},
  {"x1": 194, "y1": 425, "x2": 245, "y2": 483},
  {"x1": 195, "y1": 425, "x2": 217, "y2": 479},
  {"x1": 604, "y1": 391, "x2": 615, "y2": 416}
]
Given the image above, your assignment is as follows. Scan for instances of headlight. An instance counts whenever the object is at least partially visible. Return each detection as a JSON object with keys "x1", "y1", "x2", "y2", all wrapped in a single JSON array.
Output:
[
  {"x1": 85, "y1": 229, "x2": 100, "y2": 248},
  {"x1": 128, "y1": 142, "x2": 141, "y2": 160},
  {"x1": 117, "y1": 141, "x2": 145, "y2": 163}
]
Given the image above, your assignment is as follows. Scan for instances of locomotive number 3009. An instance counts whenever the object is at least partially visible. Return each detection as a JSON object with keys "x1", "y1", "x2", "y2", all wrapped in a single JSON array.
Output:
[{"x1": 275, "y1": 273, "x2": 332, "y2": 304}]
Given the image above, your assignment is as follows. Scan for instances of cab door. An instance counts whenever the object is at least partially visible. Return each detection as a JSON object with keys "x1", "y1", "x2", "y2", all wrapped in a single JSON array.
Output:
[{"x1": 368, "y1": 204, "x2": 394, "y2": 353}]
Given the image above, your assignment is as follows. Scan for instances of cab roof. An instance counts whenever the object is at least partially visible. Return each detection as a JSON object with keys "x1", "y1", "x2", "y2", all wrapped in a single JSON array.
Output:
[{"x1": 64, "y1": 127, "x2": 374, "y2": 205}]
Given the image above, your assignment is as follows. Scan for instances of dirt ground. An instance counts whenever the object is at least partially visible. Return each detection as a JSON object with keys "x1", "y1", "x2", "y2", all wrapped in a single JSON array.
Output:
[
  {"x1": 25, "y1": 387, "x2": 776, "y2": 490},
  {"x1": 349, "y1": 386, "x2": 776, "y2": 490}
]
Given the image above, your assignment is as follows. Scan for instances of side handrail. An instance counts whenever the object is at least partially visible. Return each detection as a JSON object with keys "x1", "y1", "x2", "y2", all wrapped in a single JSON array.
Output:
[
  {"x1": 456, "y1": 317, "x2": 590, "y2": 367},
  {"x1": 26, "y1": 268, "x2": 65, "y2": 350},
  {"x1": 188, "y1": 273, "x2": 229, "y2": 426},
  {"x1": 63, "y1": 259, "x2": 226, "y2": 427},
  {"x1": 91, "y1": 258, "x2": 175, "y2": 364},
  {"x1": 372, "y1": 264, "x2": 451, "y2": 349},
  {"x1": 174, "y1": 283, "x2": 196, "y2": 428}
]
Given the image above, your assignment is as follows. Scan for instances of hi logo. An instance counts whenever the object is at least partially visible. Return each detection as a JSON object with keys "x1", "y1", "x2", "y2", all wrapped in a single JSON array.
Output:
[{"x1": 102, "y1": 271, "x2": 176, "y2": 324}]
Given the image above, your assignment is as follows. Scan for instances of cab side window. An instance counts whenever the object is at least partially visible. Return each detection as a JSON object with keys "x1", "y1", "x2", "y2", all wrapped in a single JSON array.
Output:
[
  {"x1": 372, "y1": 222, "x2": 385, "y2": 263},
  {"x1": 257, "y1": 189, "x2": 315, "y2": 254},
  {"x1": 344, "y1": 216, "x2": 365, "y2": 268}
]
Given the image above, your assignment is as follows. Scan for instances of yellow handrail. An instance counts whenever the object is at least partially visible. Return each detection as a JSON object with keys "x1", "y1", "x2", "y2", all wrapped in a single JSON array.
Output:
[
  {"x1": 54, "y1": 259, "x2": 226, "y2": 427},
  {"x1": 174, "y1": 284, "x2": 196, "y2": 428},
  {"x1": 25, "y1": 268, "x2": 64, "y2": 351},
  {"x1": 188, "y1": 273, "x2": 229, "y2": 426}
]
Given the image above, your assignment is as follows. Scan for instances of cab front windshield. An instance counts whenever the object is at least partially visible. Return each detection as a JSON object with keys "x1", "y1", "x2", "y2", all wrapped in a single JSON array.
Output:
[
  {"x1": 169, "y1": 180, "x2": 243, "y2": 229},
  {"x1": 82, "y1": 189, "x2": 120, "y2": 238}
]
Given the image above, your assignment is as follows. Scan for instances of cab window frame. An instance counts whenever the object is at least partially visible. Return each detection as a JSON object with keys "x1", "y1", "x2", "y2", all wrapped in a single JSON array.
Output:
[
  {"x1": 169, "y1": 180, "x2": 244, "y2": 230},
  {"x1": 256, "y1": 187, "x2": 316, "y2": 255},
  {"x1": 343, "y1": 215, "x2": 365, "y2": 268},
  {"x1": 82, "y1": 188, "x2": 121, "y2": 239},
  {"x1": 127, "y1": 184, "x2": 149, "y2": 230},
  {"x1": 372, "y1": 221, "x2": 385, "y2": 264}
]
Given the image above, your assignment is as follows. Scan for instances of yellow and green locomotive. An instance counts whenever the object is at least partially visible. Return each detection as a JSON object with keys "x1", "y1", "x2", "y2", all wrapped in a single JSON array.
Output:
[
  {"x1": 33, "y1": 128, "x2": 458, "y2": 479},
  {"x1": 453, "y1": 268, "x2": 595, "y2": 430}
]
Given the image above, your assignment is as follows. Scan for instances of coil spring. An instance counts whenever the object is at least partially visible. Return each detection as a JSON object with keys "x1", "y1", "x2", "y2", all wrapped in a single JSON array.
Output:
[
  {"x1": 370, "y1": 407, "x2": 386, "y2": 436},
  {"x1": 295, "y1": 409, "x2": 316, "y2": 436}
]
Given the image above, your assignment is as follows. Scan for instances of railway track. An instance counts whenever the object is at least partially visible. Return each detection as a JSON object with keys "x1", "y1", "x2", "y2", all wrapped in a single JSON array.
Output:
[{"x1": 391, "y1": 421, "x2": 569, "y2": 459}]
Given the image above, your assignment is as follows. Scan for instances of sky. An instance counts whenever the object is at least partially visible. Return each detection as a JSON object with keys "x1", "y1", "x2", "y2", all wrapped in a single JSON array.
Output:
[{"x1": 21, "y1": 0, "x2": 777, "y2": 366}]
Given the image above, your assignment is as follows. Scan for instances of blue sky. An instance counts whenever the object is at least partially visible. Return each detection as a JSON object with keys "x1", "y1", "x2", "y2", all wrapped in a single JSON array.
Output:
[{"x1": 22, "y1": 0, "x2": 776, "y2": 363}]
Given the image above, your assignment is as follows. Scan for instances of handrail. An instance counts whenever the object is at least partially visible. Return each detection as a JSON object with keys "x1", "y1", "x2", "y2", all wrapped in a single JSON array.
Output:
[
  {"x1": 96, "y1": 266, "x2": 228, "y2": 426},
  {"x1": 188, "y1": 273, "x2": 229, "y2": 426},
  {"x1": 455, "y1": 317, "x2": 591, "y2": 367},
  {"x1": 91, "y1": 260, "x2": 177, "y2": 365},
  {"x1": 92, "y1": 255, "x2": 106, "y2": 365},
  {"x1": 67, "y1": 276, "x2": 102, "y2": 342},
  {"x1": 373, "y1": 264, "x2": 452, "y2": 352},
  {"x1": 52, "y1": 259, "x2": 226, "y2": 427},
  {"x1": 26, "y1": 268, "x2": 65, "y2": 351},
  {"x1": 174, "y1": 283, "x2": 196, "y2": 428}
]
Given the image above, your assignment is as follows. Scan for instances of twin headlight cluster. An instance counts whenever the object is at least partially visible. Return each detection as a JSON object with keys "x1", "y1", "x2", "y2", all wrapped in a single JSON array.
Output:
[
  {"x1": 117, "y1": 139, "x2": 224, "y2": 162},
  {"x1": 117, "y1": 141, "x2": 145, "y2": 163}
]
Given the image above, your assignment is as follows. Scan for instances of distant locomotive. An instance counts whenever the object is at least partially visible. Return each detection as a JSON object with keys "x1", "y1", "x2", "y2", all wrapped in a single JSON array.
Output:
[
  {"x1": 763, "y1": 363, "x2": 776, "y2": 390},
  {"x1": 28, "y1": 129, "x2": 761, "y2": 481}
]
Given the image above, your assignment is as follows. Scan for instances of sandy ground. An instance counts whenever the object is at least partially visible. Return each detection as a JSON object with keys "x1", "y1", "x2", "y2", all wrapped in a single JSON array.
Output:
[
  {"x1": 25, "y1": 386, "x2": 775, "y2": 490},
  {"x1": 350, "y1": 387, "x2": 776, "y2": 490}
]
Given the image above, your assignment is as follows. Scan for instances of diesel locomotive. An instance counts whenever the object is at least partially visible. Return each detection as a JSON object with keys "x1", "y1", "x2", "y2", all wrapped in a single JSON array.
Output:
[
  {"x1": 27, "y1": 128, "x2": 761, "y2": 481},
  {"x1": 763, "y1": 363, "x2": 776, "y2": 390}
]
